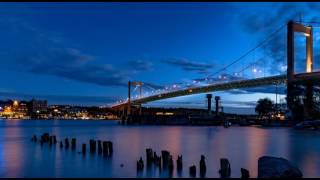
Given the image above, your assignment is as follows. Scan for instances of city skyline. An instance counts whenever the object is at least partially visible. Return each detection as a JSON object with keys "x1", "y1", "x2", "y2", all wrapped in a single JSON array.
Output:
[{"x1": 0, "y1": 2, "x2": 319, "y2": 114}]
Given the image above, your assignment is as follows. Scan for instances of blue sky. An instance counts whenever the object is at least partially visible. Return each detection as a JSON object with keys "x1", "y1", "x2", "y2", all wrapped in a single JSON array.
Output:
[{"x1": 0, "y1": 2, "x2": 319, "y2": 114}]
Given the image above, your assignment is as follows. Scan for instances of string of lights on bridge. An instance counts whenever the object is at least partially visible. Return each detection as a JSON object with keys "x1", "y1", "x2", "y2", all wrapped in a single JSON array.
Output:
[{"x1": 113, "y1": 21, "x2": 319, "y2": 106}]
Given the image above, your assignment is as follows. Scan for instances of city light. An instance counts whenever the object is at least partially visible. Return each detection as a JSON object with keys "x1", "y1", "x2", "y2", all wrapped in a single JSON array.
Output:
[{"x1": 13, "y1": 100, "x2": 19, "y2": 106}]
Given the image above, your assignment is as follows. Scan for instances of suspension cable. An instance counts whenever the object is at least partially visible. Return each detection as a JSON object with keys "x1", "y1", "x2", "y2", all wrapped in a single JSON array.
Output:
[{"x1": 206, "y1": 23, "x2": 286, "y2": 79}]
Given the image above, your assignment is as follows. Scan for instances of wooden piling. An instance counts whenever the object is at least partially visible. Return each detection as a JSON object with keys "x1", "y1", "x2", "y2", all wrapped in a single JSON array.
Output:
[
  {"x1": 31, "y1": 135, "x2": 37, "y2": 142},
  {"x1": 65, "y1": 138, "x2": 69, "y2": 149},
  {"x1": 71, "y1": 138, "x2": 76, "y2": 150},
  {"x1": 200, "y1": 155, "x2": 206, "y2": 178},
  {"x1": 97, "y1": 140, "x2": 102, "y2": 154},
  {"x1": 53, "y1": 136, "x2": 57, "y2": 144},
  {"x1": 82, "y1": 143, "x2": 86, "y2": 154},
  {"x1": 107, "y1": 141, "x2": 113, "y2": 155},
  {"x1": 89, "y1": 139, "x2": 96, "y2": 154},
  {"x1": 146, "y1": 148, "x2": 153, "y2": 165},
  {"x1": 177, "y1": 155, "x2": 182, "y2": 171},
  {"x1": 49, "y1": 136, "x2": 53, "y2": 146},
  {"x1": 41, "y1": 133, "x2": 49, "y2": 143},
  {"x1": 189, "y1": 165, "x2": 196, "y2": 178},
  {"x1": 60, "y1": 141, "x2": 63, "y2": 148},
  {"x1": 137, "y1": 157, "x2": 144, "y2": 171},
  {"x1": 102, "y1": 141, "x2": 108, "y2": 156},
  {"x1": 241, "y1": 168, "x2": 250, "y2": 178},
  {"x1": 168, "y1": 155, "x2": 174, "y2": 174},
  {"x1": 219, "y1": 158, "x2": 231, "y2": 178},
  {"x1": 161, "y1": 150, "x2": 170, "y2": 169}
]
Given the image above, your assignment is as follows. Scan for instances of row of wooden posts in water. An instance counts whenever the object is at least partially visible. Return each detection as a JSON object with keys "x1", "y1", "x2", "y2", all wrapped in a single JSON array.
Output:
[
  {"x1": 137, "y1": 148, "x2": 250, "y2": 178},
  {"x1": 30, "y1": 133, "x2": 250, "y2": 178},
  {"x1": 30, "y1": 133, "x2": 113, "y2": 156}
]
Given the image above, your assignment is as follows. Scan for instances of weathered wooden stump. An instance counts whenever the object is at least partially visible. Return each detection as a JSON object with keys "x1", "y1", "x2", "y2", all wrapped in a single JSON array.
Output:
[
  {"x1": 31, "y1": 135, "x2": 37, "y2": 142},
  {"x1": 41, "y1": 133, "x2": 50, "y2": 143},
  {"x1": 137, "y1": 157, "x2": 144, "y2": 171},
  {"x1": 97, "y1": 140, "x2": 102, "y2": 154},
  {"x1": 49, "y1": 136, "x2": 53, "y2": 146},
  {"x1": 241, "y1": 168, "x2": 250, "y2": 178},
  {"x1": 200, "y1": 155, "x2": 206, "y2": 178},
  {"x1": 154, "y1": 152, "x2": 161, "y2": 166},
  {"x1": 219, "y1": 158, "x2": 231, "y2": 178},
  {"x1": 53, "y1": 136, "x2": 57, "y2": 144},
  {"x1": 177, "y1": 155, "x2": 183, "y2": 172},
  {"x1": 89, "y1": 139, "x2": 96, "y2": 154},
  {"x1": 102, "y1": 141, "x2": 108, "y2": 156},
  {"x1": 107, "y1": 141, "x2": 113, "y2": 155},
  {"x1": 161, "y1": 150, "x2": 170, "y2": 169},
  {"x1": 189, "y1": 165, "x2": 196, "y2": 178},
  {"x1": 168, "y1": 155, "x2": 174, "y2": 175},
  {"x1": 82, "y1": 143, "x2": 86, "y2": 154},
  {"x1": 146, "y1": 148, "x2": 153, "y2": 165},
  {"x1": 65, "y1": 138, "x2": 69, "y2": 149},
  {"x1": 71, "y1": 138, "x2": 76, "y2": 150}
]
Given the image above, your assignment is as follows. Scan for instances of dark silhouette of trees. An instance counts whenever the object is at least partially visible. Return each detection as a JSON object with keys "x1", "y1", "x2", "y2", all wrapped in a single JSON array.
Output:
[{"x1": 255, "y1": 98, "x2": 274, "y2": 119}]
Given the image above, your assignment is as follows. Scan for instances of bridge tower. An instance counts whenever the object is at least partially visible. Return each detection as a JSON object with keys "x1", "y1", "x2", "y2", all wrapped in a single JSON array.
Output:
[
  {"x1": 127, "y1": 81, "x2": 144, "y2": 118},
  {"x1": 206, "y1": 94, "x2": 212, "y2": 115},
  {"x1": 215, "y1": 96, "x2": 221, "y2": 116},
  {"x1": 287, "y1": 20, "x2": 314, "y2": 120}
]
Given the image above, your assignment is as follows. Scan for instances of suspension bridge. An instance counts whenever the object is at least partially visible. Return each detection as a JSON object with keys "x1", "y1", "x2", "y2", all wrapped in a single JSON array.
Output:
[{"x1": 112, "y1": 21, "x2": 320, "y2": 119}]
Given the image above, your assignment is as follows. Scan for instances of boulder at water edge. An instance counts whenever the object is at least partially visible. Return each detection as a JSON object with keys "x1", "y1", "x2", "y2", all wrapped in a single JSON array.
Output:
[{"x1": 258, "y1": 156, "x2": 302, "y2": 178}]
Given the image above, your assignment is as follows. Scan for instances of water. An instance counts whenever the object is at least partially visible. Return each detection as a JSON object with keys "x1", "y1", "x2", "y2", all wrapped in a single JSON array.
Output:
[{"x1": 0, "y1": 119, "x2": 319, "y2": 178}]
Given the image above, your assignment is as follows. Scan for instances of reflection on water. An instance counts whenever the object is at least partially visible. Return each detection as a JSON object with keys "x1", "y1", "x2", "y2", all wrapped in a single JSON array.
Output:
[{"x1": 0, "y1": 120, "x2": 319, "y2": 177}]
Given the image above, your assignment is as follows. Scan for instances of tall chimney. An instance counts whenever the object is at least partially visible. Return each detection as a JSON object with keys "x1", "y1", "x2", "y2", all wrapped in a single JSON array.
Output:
[
  {"x1": 206, "y1": 94, "x2": 212, "y2": 115},
  {"x1": 215, "y1": 96, "x2": 220, "y2": 116}
]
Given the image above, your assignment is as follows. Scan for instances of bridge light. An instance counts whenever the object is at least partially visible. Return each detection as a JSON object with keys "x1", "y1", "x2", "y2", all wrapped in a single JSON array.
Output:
[
  {"x1": 304, "y1": 32, "x2": 310, "y2": 37},
  {"x1": 252, "y1": 68, "x2": 257, "y2": 73}
]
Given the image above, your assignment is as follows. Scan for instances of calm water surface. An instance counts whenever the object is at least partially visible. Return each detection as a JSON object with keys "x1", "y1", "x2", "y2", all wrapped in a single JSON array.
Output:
[{"x1": 0, "y1": 119, "x2": 319, "y2": 178}]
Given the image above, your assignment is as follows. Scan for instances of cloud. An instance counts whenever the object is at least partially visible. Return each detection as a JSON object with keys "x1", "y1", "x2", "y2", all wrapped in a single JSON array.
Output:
[
  {"x1": 0, "y1": 14, "x2": 136, "y2": 87},
  {"x1": 238, "y1": 2, "x2": 320, "y2": 74},
  {"x1": 15, "y1": 47, "x2": 129, "y2": 87},
  {"x1": 162, "y1": 58, "x2": 214, "y2": 74},
  {"x1": 128, "y1": 59, "x2": 153, "y2": 72}
]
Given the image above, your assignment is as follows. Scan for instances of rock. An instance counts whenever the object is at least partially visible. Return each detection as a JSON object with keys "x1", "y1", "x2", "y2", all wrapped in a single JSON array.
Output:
[{"x1": 258, "y1": 156, "x2": 303, "y2": 178}]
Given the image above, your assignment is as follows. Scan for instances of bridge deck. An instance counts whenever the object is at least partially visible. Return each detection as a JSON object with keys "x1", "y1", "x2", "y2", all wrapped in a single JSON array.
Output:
[{"x1": 112, "y1": 72, "x2": 320, "y2": 108}]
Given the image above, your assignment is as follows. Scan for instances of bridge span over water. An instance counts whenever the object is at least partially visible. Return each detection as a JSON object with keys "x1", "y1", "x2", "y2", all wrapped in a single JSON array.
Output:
[{"x1": 112, "y1": 21, "x2": 320, "y2": 120}]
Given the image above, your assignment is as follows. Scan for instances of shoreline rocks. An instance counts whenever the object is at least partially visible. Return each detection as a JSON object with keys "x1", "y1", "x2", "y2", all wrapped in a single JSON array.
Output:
[{"x1": 258, "y1": 156, "x2": 303, "y2": 178}]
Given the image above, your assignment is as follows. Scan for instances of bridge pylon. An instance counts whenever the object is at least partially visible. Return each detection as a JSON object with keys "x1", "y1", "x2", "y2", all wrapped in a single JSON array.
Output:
[{"x1": 287, "y1": 20, "x2": 314, "y2": 120}]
